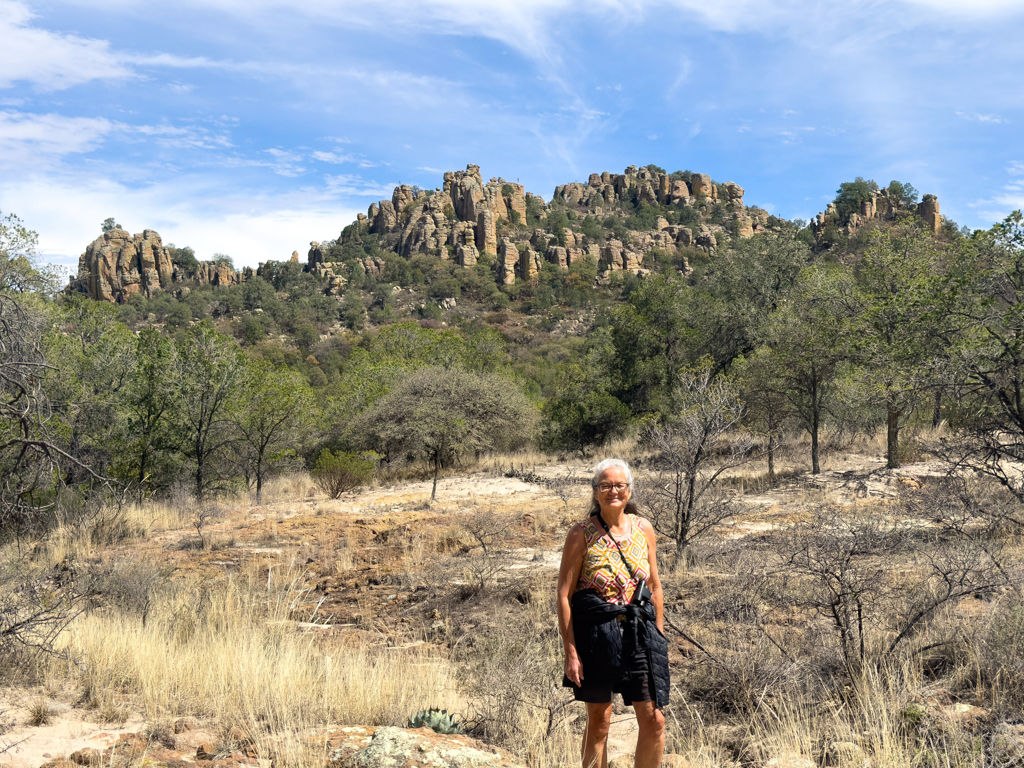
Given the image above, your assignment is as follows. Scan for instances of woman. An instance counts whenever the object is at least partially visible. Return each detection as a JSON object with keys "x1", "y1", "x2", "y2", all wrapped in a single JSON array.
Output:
[{"x1": 556, "y1": 458, "x2": 669, "y2": 768}]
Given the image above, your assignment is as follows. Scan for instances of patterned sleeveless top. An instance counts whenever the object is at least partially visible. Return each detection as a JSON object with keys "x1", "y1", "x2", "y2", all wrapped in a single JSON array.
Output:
[{"x1": 575, "y1": 514, "x2": 650, "y2": 605}]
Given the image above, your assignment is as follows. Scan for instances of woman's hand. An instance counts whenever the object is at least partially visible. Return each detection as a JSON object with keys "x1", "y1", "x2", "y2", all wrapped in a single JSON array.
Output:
[{"x1": 564, "y1": 645, "x2": 584, "y2": 686}]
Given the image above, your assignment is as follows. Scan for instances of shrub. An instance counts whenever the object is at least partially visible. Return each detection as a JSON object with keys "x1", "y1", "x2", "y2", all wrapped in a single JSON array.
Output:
[{"x1": 311, "y1": 450, "x2": 375, "y2": 498}]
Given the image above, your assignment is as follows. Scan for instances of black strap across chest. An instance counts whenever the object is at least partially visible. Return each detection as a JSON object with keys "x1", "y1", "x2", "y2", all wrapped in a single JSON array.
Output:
[{"x1": 595, "y1": 512, "x2": 639, "y2": 581}]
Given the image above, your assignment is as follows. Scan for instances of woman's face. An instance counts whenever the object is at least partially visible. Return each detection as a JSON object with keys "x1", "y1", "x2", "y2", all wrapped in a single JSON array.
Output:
[{"x1": 594, "y1": 466, "x2": 631, "y2": 515}]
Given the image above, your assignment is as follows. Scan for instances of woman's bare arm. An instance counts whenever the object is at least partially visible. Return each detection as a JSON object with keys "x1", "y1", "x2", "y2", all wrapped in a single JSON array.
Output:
[
  {"x1": 556, "y1": 523, "x2": 586, "y2": 685},
  {"x1": 639, "y1": 517, "x2": 664, "y2": 632}
]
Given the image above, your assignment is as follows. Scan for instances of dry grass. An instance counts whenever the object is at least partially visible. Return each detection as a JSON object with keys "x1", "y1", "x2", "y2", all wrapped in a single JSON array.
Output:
[{"x1": 49, "y1": 558, "x2": 460, "y2": 736}]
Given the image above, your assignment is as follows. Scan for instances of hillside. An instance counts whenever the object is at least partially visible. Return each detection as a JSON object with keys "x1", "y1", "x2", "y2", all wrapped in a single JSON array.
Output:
[{"x1": 65, "y1": 163, "x2": 941, "y2": 308}]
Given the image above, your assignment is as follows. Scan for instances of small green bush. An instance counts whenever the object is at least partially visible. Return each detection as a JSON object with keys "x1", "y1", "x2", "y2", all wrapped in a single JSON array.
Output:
[{"x1": 311, "y1": 450, "x2": 375, "y2": 498}]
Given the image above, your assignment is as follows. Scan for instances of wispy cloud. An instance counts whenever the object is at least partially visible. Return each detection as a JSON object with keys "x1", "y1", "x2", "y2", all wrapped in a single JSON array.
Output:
[
  {"x1": 957, "y1": 111, "x2": 1009, "y2": 124},
  {"x1": 0, "y1": 110, "x2": 114, "y2": 164},
  {"x1": 0, "y1": 0, "x2": 132, "y2": 90},
  {"x1": 324, "y1": 174, "x2": 396, "y2": 198}
]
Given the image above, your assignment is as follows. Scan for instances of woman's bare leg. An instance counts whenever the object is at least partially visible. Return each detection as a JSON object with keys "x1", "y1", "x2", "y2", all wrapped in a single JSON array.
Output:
[
  {"x1": 582, "y1": 702, "x2": 613, "y2": 768},
  {"x1": 633, "y1": 701, "x2": 665, "y2": 768}
]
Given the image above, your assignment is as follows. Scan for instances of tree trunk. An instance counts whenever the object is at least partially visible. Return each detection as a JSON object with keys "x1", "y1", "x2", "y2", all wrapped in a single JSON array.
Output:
[
  {"x1": 767, "y1": 442, "x2": 776, "y2": 483},
  {"x1": 932, "y1": 390, "x2": 942, "y2": 428},
  {"x1": 256, "y1": 472, "x2": 263, "y2": 506},
  {"x1": 675, "y1": 540, "x2": 688, "y2": 573},
  {"x1": 431, "y1": 459, "x2": 440, "y2": 500},
  {"x1": 811, "y1": 405, "x2": 820, "y2": 475},
  {"x1": 887, "y1": 407, "x2": 900, "y2": 469}
]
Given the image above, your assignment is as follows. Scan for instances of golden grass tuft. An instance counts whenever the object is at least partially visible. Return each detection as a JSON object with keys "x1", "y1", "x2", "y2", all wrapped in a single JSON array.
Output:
[{"x1": 50, "y1": 558, "x2": 460, "y2": 735}]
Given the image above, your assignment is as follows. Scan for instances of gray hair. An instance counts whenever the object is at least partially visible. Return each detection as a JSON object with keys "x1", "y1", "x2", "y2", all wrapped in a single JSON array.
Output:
[{"x1": 591, "y1": 458, "x2": 634, "y2": 490}]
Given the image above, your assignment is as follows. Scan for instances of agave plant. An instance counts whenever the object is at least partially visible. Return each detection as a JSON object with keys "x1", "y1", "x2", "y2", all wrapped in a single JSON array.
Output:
[{"x1": 407, "y1": 707, "x2": 463, "y2": 735}]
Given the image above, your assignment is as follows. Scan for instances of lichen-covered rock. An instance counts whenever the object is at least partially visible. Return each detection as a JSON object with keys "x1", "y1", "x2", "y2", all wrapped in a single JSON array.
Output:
[{"x1": 337, "y1": 726, "x2": 523, "y2": 768}]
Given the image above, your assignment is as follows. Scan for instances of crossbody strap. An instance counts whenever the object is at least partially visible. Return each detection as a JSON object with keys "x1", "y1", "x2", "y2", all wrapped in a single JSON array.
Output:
[{"x1": 595, "y1": 512, "x2": 638, "y2": 581}]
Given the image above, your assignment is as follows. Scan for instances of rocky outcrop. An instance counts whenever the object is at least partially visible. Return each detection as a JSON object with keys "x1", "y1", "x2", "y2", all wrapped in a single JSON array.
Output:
[
  {"x1": 918, "y1": 194, "x2": 941, "y2": 233},
  {"x1": 811, "y1": 187, "x2": 942, "y2": 238},
  {"x1": 332, "y1": 163, "x2": 770, "y2": 291},
  {"x1": 361, "y1": 165, "x2": 531, "y2": 266},
  {"x1": 66, "y1": 228, "x2": 244, "y2": 304},
  {"x1": 498, "y1": 239, "x2": 518, "y2": 285}
]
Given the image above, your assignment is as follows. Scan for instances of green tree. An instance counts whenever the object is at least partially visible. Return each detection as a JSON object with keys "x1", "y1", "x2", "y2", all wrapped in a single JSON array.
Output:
[
  {"x1": 887, "y1": 181, "x2": 919, "y2": 208},
  {"x1": 111, "y1": 329, "x2": 179, "y2": 500},
  {"x1": 172, "y1": 322, "x2": 246, "y2": 500},
  {"x1": 543, "y1": 328, "x2": 630, "y2": 451},
  {"x1": 755, "y1": 266, "x2": 858, "y2": 474},
  {"x1": 353, "y1": 367, "x2": 537, "y2": 499},
  {"x1": 734, "y1": 351, "x2": 794, "y2": 482},
  {"x1": 0, "y1": 212, "x2": 58, "y2": 295},
  {"x1": 854, "y1": 224, "x2": 946, "y2": 469},
  {"x1": 833, "y1": 177, "x2": 878, "y2": 223},
  {"x1": 101, "y1": 217, "x2": 121, "y2": 233},
  {"x1": 232, "y1": 359, "x2": 315, "y2": 504},
  {"x1": 940, "y1": 212, "x2": 1024, "y2": 498},
  {"x1": 0, "y1": 295, "x2": 99, "y2": 535}
]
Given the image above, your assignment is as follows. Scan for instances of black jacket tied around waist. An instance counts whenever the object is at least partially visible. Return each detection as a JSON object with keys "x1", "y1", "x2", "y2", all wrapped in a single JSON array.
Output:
[{"x1": 563, "y1": 588, "x2": 671, "y2": 709}]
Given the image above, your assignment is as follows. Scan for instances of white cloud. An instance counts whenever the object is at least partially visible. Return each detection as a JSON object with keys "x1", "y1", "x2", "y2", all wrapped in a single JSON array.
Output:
[
  {"x1": 313, "y1": 150, "x2": 356, "y2": 164},
  {"x1": 0, "y1": 171, "x2": 359, "y2": 269},
  {"x1": 1009, "y1": 161, "x2": 1024, "y2": 176},
  {"x1": 957, "y1": 111, "x2": 1009, "y2": 124},
  {"x1": 0, "y1": 0, "x2": 132, "y2": 90},
  {"x1": 0, "y1": 110, "x2": 114, "y2": 165}
]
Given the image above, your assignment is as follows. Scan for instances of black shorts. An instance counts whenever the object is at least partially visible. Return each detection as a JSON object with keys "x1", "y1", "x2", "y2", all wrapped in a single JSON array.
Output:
[{"x1": 571, "y1": 645, "x2": 652, "y2": 706}]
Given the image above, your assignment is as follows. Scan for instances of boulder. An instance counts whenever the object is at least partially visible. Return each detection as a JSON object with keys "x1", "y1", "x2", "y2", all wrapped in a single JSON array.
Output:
[
  {"x1": 547, "y1": 246, "x2": 568, "y2": 268},
  {"x1": 290, "y1": 251, "x2": 299, "y2": 263},
  {"x1": 457, "y1": 243, "x2": 479, "y2": 267},
  {"x1": 601, "y1": 240, "x2": 625, "y2": 271},
  {"x1": 690, "y1": 173, "x2": 716, "y2": 199},
  {"x1": 372, "y1": 200, "x2": 398, "y2": 233},
  {"x1": 918, "y1": 194, "x2": 941, "y2": 233},
  {"x1": 723, "y1": 182, "x2": 745, "y2": 206},
  {"x1": 392, "y1": 185, "x2": 414, "y2": 213},
  {"x1": 477, "y1": 210, "x2": 497, "y2": 256},
  {"x1": 732, "y1": 212, "x2": 754, "y2": 238},
  {"x1": 307, "y1": 241, "x2": 324, "y2": 269},
  {"x1": 669, "y1": 179, "x2": 690, "y2": 203},
  {"x1": 638, "y1": 182, "x2": 658, "y2": 205},
  {"x1": 498, "y1": 239, "x2": 518, "y2": 285},
  {"x1": 337, "y1": 726, "x2": 523, "y2": 768},
  {"x1": 519, "y1": 245, "x2": 542, "y2": 279}
]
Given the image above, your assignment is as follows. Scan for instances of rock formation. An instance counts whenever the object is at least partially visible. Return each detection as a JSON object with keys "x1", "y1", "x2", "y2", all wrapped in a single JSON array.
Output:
[
  {"x1": 344, "y1": 163, "x2": 757, "y2": 287},
  {"x1": 811, "y1": 188, "x2": 942, "y2": 238},
  {"x1": 66, "y1": 228, "x2": 244, "y2": 304}
]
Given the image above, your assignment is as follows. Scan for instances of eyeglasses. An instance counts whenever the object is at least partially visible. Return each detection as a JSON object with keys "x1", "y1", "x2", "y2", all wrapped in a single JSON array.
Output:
[{"x1": 597, "y1": 483, "x2": 629, "y2": 493}]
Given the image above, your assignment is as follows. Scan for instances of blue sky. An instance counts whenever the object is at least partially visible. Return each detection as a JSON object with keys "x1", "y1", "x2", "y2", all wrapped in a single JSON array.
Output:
[{"x1": 2, "y1": 0, "x2": 1024, "y2": 271}]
